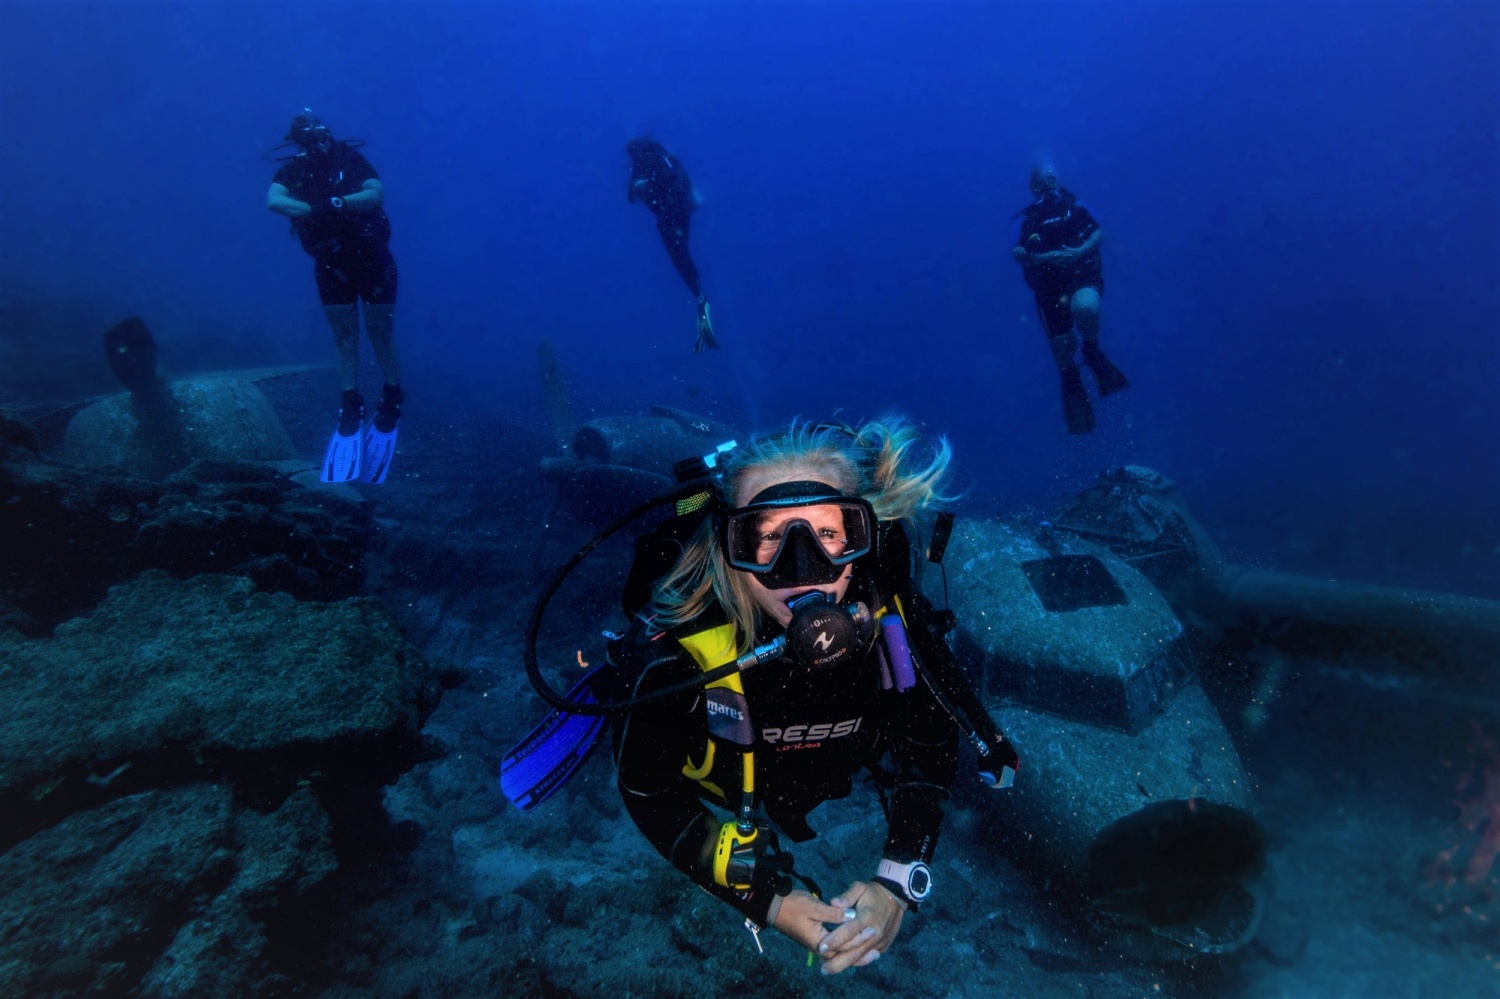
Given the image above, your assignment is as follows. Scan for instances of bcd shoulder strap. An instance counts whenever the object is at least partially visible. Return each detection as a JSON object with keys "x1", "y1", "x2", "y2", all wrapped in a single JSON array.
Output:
[{"x1": 676, "y1": 624, "x2": 755, "y2": 805}]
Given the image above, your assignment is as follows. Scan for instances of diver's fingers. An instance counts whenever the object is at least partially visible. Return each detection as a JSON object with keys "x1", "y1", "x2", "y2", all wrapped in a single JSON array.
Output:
[
  {"x1": 818, "y1": 928, "x2": 880, "y2": 975},
  {"x1": 816, "y1": 924, "x2": 877, "y2": 960},
  {"x1": 855, "y1": 949, "x2": 881, "y2": 967},
  {"x1": 828, "y1": 881, "x2": 874, "y2": 911}
]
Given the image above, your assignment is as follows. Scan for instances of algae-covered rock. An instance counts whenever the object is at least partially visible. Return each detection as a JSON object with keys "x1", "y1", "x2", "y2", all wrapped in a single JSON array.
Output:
[
  {"x1": 0, "y1": 571, "x2": 440, "y2": 847},
  {"x1": 0, "y1": 783, "x2": 336, "y2": 999},
  {"x1": 0, "y1": 446, "x2": 369, "y2": 633},
  {"x1": 0, "y1": 570, "x2": 441, "y2": 997}
]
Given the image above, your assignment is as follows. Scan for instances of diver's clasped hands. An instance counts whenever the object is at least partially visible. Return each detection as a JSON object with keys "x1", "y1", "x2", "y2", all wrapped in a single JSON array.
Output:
[
  {"x1": 1014, "y1": 245, "x2": 1077, "y2": 267},
  {"x1": 772, "y1": 882, "x2": 904, "y2": 975}
]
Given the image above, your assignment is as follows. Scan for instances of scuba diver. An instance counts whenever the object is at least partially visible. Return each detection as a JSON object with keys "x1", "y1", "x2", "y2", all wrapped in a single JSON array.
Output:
[
  {"x1": 505, "y1": 417, "x2": 1018, "y2": 973},
  {"x1": 1012, "y1": 167, "x2": 1129, "y2": 435},
  {"x1": 626, "y1": 137, "x2": 719, "y2": 353},
  {"x1": 267, "y1": 109, "x2": 403, "y2": 484}
]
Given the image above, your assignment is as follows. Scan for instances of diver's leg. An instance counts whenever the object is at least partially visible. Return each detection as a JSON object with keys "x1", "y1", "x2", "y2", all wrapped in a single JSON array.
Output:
[
  {"x1": 1072, "y1": 286, "x2": 1128, "y2": 396},
  {"x1": 1040, "y1": 291, "x2": 1093, "y2": 434},
  {"x1": 357, "y1": 249, "x2": 403, "y2": 435},
  {"x1": 1051, "y1": 335, "x2": 1095, "y2": 435},
  {"x1": 657, "y1": 215, "x2": 702, "y2": 298},
  {"x1": 322, "y1": 305, "x2": 362, "y2": 436},
  {"x1": 656, "y1": 215, "x2": 716, "y2": 350},
  {"x1": 323, "y1": 305, "x2": 361, "y2": 392},
  {"x1": 357, "y1": 247, "x2": 401, "y2": 386},
  {"x1": 317, "y1": 258, "x2": 361, "y2": 391},
  {"x1": 364, "y1": 303, "x2": 400, "y2": 385},
  {"x1": 362, "y1": 302, "x2": 403, "y2": 433},
  {"x1": 315, "y1": 261, "x2": 363, "y2": 479},
  {"x1": 1071, "y1": 286, "x2": 1101, "y2": 345}
]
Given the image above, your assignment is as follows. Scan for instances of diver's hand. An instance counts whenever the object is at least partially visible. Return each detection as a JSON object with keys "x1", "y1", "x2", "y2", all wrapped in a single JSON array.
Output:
[
  {"x1": 1012, "y1": 245, "x2": 1029, "y2": 262},
  {"x1": 771, "y1": 890, "x2": 855, "y2": 952},
  {"x1": 815, "y1": 881, "x2": 905, "y2": 975}
]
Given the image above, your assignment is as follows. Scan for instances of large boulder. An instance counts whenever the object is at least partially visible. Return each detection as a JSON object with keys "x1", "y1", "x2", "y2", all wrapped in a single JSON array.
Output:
[
  {"x1": 0, "y1": 572, "x2": 445, "y2": 997},
  {"x1": 0, "y1": 784, "x2": 335, "y2": 999},
  {"x1": 0, "y1": 441, "x2": 369, "y2": 633}
]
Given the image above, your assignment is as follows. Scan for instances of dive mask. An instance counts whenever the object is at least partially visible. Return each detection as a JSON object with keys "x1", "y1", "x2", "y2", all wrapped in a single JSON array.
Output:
[
  {"x1": 721, "y1": 480, "x2": 874, "y2": 589},
  {"x1": 288, "y1": 110, "x2": 333, "y2": 155}
]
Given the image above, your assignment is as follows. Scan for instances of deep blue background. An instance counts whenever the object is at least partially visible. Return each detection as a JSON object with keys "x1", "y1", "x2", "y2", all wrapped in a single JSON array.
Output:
[{"x1": 2, "y1": 0, "x2": 1497, "y2": 593}]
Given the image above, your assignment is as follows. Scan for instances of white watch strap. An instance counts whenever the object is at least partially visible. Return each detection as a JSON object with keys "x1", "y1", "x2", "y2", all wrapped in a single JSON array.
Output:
[{"x1": 876, "y1": 859, "x2": 933, "y2": 902}]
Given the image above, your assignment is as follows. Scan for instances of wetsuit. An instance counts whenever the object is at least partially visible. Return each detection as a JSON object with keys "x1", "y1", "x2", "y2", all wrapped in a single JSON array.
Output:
[
  {"x1": 1014, "y1": 187, "x2": 1127, "y2": 434},
  {"x1": 273, "y1": 143, "x2": 398, "y2": 307},
  {"x1": 609, "y1": 572, "x2": 959, "y2": 927},
  {"x1": 1015, "y1": 188, "x2": 1102, "y2": 339},
  {"x1": 628, "y1": 140, "x2": 702, "y2": 298}
]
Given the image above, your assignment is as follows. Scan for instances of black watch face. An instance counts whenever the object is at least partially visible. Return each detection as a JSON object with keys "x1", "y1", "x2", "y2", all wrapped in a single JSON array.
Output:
[{"x1": 908, "y1": 864, "x2": 931, "y2": 899}]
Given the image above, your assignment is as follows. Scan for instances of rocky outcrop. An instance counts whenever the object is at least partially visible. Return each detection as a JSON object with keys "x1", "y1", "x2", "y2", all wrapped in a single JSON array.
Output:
[
  {"x1": 0, "y1": 572, "x2": 446, "y2": 998},
  {"x1": 0, "y1": 439, "x2": 369, "y2": 634}
]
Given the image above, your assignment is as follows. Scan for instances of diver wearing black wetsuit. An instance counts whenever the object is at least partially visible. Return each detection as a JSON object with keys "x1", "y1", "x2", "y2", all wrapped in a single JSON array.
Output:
[
  {"x1": 627, "y1": 137, "x2": 719, "y2": 352},
  {"x1": 273, "y1": 144, "x2": 395, "y2": 305},
  {"x1": 609, "y1": 570, "x2": 959, "y2": 930},
  {"x1": 268, "y1": 110, "x2": 403, "y2": 470},
  {"x1": 1013, "y1": 168, "x2": 1128, "y2": 434}
]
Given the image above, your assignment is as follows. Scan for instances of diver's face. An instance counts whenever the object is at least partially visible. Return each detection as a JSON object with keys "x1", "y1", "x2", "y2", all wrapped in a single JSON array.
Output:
[
  {"x1": 298, "y1": 127, "x2": 333, "y2": 157},
  {"x1": 735, "y1": 475, "x2": 854, "y2": 627},
  {"x1": 1031, "y1": 172, "x2": 1058, "y2": 197}
]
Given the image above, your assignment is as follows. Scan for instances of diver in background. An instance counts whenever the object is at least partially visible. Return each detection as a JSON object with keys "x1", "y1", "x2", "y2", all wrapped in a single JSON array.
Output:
[
  {"x1": 627, "y1": 137, "x2": 719, "y2": 352},
  {"x1": 267, "y1": 109, "x2": 403, "y2": 484},
  {"x1": 1012, "y1": 167, "x2": 1128, "y2": 435}
]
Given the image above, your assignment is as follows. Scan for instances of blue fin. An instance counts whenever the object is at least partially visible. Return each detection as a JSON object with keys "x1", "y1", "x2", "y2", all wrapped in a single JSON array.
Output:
[
  {"x1": 321, "y1": 429, "x2": 362, "y2": 483},
  {"x1": 500, "y1": 665, "x2": 610, "y2": 811},
  {"x1": 361, "y1": 423, "x2": 398, "y2": 484}
]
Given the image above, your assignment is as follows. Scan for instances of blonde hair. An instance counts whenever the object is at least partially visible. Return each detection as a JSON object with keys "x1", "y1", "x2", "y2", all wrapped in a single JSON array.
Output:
[{"x1": 647, "y1": 415, "x2": 955, "y2": 651}]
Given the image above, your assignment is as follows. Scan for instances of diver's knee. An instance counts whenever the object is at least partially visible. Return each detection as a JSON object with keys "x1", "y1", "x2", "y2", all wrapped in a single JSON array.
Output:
[{"x1": 1070, "y1": 287, "x2": 1100, "y2": 320}]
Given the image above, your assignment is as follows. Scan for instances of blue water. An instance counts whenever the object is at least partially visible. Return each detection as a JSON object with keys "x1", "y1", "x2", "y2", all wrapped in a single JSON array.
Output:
[
  {"x1": 2, "y1": 1, "x2": 1497, "y2": 995},
  {"x1": 5, "y1": 0, "x2": 1496, "y2": 593}
]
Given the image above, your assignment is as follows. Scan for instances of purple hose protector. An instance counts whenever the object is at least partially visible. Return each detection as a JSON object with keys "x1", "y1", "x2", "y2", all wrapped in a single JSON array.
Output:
[{"x1": 880, "y1": 612, "x2": 917, "y2": 692}]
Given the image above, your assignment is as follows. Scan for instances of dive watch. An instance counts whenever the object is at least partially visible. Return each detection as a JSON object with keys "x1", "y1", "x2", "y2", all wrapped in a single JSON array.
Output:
[{"x1": 874, "y1": 858, "x2": 932, "y2": 911}]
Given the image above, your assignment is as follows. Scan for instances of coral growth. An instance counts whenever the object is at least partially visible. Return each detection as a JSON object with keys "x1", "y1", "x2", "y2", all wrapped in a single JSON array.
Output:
[{"x1": 1427, "y1": 723, "x2": 1500, "y2": 889}]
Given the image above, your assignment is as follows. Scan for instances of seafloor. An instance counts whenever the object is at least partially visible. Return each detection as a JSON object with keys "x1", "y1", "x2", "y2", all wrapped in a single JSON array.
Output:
[{"x1": 2, "y1": 349, "x2": 1497, "y2": 998}]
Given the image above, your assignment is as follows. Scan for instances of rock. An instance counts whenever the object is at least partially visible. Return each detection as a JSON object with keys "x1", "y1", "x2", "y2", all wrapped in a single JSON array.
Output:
[
  {"x1": 0, "y1": 446, "x2": 370, "y2": 633},
  {"x1": 0, "y1": 784, "x2": 337, "y2": 999},
  {"x1": 0, "y1": 571, "x2": 441, "y2": 850},
  {"x1": 0, "y1": 411, "x2": 40, "y2": 454}
]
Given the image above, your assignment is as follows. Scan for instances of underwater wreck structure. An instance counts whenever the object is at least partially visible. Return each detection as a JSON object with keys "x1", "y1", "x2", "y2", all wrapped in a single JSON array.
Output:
[
  {"x1": 19, "y1": 316, "x2": 315, "y2": 482},
  {"x1": 928, "y1": 464, "x2": 1500, "y2": 957}
]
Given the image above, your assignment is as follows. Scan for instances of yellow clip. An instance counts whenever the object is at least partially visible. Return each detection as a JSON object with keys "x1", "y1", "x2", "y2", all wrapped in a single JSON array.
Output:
[{"x1": 713, "y1": 822, "x2": 757, "y2": 890}]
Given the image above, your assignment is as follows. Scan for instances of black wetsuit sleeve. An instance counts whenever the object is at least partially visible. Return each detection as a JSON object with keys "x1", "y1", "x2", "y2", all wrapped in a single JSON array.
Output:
[
  {"x1": 272, "y1": 160, "x2": 303, "y2": 196},
  {"x1": 1015, "y1": 211, "x2": 1037, "y2": 249},
  {"x1": 880, "y1": 651, "x2": 959, "y2": 865},
  {"x1": 880, "y1": 584, "x2": 995, "y2": 865},
  {"x1": 610, "y1": 641, "x2": 782, "y2": 926}
]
